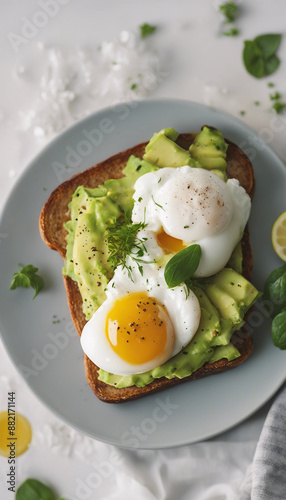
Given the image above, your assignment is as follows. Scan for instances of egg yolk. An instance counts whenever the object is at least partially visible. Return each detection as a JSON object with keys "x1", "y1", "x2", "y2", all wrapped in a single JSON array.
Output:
[
  {"x1": 105, "y1": 292, "x2": 175, "y2": 365},
  {"x1": 0, "y1": 411, "x2": 32, "y2": 457},
  {"x1": 156, "y1": 229, "x2": 186, "y2": 254}
]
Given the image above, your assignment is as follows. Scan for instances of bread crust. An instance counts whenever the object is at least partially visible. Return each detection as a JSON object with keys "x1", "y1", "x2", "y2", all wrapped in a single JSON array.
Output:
[{"x1": 39, "y1": 132, "x2": 255, "y2": 403}]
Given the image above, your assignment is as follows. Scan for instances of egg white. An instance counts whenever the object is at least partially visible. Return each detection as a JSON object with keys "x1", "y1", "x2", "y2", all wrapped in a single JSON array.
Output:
[
  {"x1": 132, "y1": 166, "x2": 251, "y2": 277},
  {"x1": 80, "y1": 258, "x2": 201, "y2": 376}
]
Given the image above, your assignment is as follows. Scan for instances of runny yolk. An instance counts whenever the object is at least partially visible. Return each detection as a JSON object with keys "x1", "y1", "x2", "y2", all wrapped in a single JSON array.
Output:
[
  {"x1": 105, "y1": 292, "x2": 174, "y2": 365},
  {"x1": 156, "y1": 229, "x2": 186, "y2": 254},
  {"x1": 0, "y1": 411, "x2": 32, "y2": 457}
]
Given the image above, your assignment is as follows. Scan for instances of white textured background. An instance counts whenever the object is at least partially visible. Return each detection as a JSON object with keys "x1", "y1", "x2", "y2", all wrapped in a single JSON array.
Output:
[{"x1": 0, "y1": 1, "x2": 286, "y2": 499}]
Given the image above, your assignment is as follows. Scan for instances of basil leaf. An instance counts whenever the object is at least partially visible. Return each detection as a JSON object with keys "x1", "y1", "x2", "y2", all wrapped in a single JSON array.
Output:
[
  {"x1": 164, "y1": 244, "x2": 201, "y2": 288},
  {"x1": 243, "y1": 41, "x2": 264, "y2": 78},
  {"x1": 243, "y1": 33, "x2": 282, "y2": 78},
  {"x1": 263, "y1": 264, "x2": 286, "y2": 318},
  {"x1": 255, "y1": 34, "x2": 282, "y2": 59},
  {"x1": 269, "y1": 273, "x2": 286, "y2": 305},
  {"x1": 272, "y1": 308, "x2": 286, "y2": 350},
  {"x1": 264, "y1": 54, "x2": 280, "y2": 76},
  {"x1": 16, "y1": 478, "x2": 56, "y2": 500}
]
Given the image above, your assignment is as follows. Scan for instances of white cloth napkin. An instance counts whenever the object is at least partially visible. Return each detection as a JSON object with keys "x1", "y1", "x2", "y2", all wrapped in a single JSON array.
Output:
[{"x1": 249, "y1": 384, "x2": 286, "y2": 500}]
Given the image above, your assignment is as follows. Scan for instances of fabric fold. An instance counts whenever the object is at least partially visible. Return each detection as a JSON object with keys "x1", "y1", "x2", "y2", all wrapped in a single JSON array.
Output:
[{"x1": 250, "y1": 384, "x2": 286, "y2": 500}]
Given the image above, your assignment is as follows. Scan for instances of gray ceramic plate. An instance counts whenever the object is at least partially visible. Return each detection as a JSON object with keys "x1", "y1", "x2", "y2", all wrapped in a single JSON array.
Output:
[{"x1": 0, "y1": 99, "x2": 285, "y2": 449}]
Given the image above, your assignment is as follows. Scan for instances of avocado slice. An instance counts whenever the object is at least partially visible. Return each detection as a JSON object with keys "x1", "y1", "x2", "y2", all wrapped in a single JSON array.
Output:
[
  {"x1": 122, "y1": 155, "x2": 158, "y2": 177},
  {"x1": 203, "y1": 267, "x2": 260, "y2": 325},
  {"x1": 189, "y1": 126, "x2": 228, "y2": 170},
  {"x1": 143, "y1": 128, "x2": 199, "y2": 168}
]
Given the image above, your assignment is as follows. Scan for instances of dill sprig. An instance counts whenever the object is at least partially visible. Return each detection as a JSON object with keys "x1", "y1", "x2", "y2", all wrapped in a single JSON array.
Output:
[{"x1": 106, "y1": 216, "x2": 152, "y2": 280}]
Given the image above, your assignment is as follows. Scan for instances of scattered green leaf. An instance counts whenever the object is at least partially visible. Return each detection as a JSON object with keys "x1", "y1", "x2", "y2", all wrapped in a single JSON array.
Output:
[
  {"x1": 243, "y1": 34, "x2": 282, "y2": 78},
  {"x1": 151, "y1": 195, "x2": 165, "y2": 211},
  {"x1": 271, "y1": 308, "x2": 286, "y2": 349},
  {"x1": 164, "y1": 244, "x2": 201, "y2": 288},
  {"x1": 140, "y1": 23, "x2": 156, "y2": 38},
  {"x1": 240, "y1": 110, "x2": 246, "y2": 115},
  {"x1": 10, "y1": 264, "x2": 44, "y2": 299},
  {"x1": 219, "y1": 1, "x2": 239, "y2": 23},
  {"x1": 269, "y1": 91, "x2": 281, "y2": 100},
  {"x1": 223, "y1": 27, "x2": 239, "y2": 36},
  {"x1": 131, "y1": 83, "x2": 137, "y2": 90},
  {"x1": 254, "y1": 101, "x2": 260, "y2": 106},
  {"x1": 273, "y1": 101, "x2": 286, "y2": 114},
  {"x1": 16, "y1": 478, "x2": 56, "y2": 500},
  {"x1": 267, "y1": 81, "x2": 275, "y2": 87},
  {"x1": 255, "y1": 34, "x2": 282, "y2": 60},
  {"x1": 268, "y1": 273, "x2": 286, "y2": 310},
  {"x1": 264, "y1": 264, "x2": 286, "y2": 318}
]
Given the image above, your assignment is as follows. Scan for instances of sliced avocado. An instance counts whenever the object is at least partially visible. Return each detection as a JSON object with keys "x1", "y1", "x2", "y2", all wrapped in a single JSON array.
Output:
[
  {"x1": 122, "y1": 155, "x2": 159, "y2": 176},
  {"x1": 150, "y1": 127, "x2": 179, "y2": 143},
  {"x1": 207, "y1": 268, "x2": 261, "y2": 311},
  {"x1": 68, "y1": 185, "x2": 107, "y2": 221},
  {"x1": 203, "y1": 283, "x2": 242, "y2": 323},
  {"x1": 72, "y1": 199, "x2": 121, "y2": 319},
  {"x1": 104, "y1": 175, "x2": 139, "y2": 217},
  {"x1": 210, "y1": 317, "x2": 243, "y2": 347},
  {"x1": 160, "y1": 127, "x2": 179, "y2": 141},
  {"x1": 63, "y1": 161, "x2": 158, "y2": 319},
  {"x1": 189, "y1": 126, "x2": 228, "y2": 170},
  {"x1": 227, "y1": 242, "x2": 243, "y2": 274},
  {"x1": 193, "y1": 285, "x2": 221, "y2": 339},
  {"x1": 208, "y1": 343, "x2": 240, "y2": 363},
  {"x1": 63, "y1": 219, "x2": 77, "y2": 281},
  {"x1": 212, "y1": 168, "x2": 227, "y2": 182},
  {"x1": 143, "y1": 128, "x2": 199, "y2": 169}
]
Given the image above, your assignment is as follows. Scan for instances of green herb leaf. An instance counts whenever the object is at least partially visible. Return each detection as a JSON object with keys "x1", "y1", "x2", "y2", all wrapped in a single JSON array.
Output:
[
  {"x1": 10, "y1": 264, "x2": 44, "y2": 299},
  {"x1": 271, "y1": 308, "x2": 286, "y2": 349},
  {"x1": 269, "y1": 91, "x2": 281, "y2": 100},
  {"x1": 255, "y1": 34, "x2": 282, "y2": 59},
  {"x1": 273, "y1": 101, "x2": 286, "y2": 114},
  {"x1": 269, "y1": 273, "x2": 286, "y2": 307},
  {"x1": 106, "y1": 216, "x2": 153, "y2": 280},
  {"x1": 16, "y1": 478, "x2": 56, "y2": 500},
  {"x1": 151, "y1": 195, "x2": 165, "y2": 211},
  {"x1": 164, "y1": 244, "x2": 201, "y2": 288},
  {"x1": 263, "y1": 264, "x2": 286, "y2": 318},
  {"x1": 243, "y1": 40, "x2": 265, "y2": 78},
  {"x1": 223, "y1": 27, "x2": 239, "y2": 36},
  {"x1": 219, "y1": 1, "x2": 239, "y2": 23},
  {"x1": 243, "y1": 34, "x2": 282, "y2": 78},
  {"x1": 140, "y1": 23, "x2": 156, "y2": 38}
]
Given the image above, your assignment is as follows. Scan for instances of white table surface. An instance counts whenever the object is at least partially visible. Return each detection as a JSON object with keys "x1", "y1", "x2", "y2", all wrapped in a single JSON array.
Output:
[{"x1": 0, "y1": 1, "x2": 286, "y2": 499}]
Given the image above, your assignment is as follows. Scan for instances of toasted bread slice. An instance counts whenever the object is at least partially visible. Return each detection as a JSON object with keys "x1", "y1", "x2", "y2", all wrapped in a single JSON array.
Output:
[{"x1": 39, "y1": 132, "x2": 255, "y2": 403}]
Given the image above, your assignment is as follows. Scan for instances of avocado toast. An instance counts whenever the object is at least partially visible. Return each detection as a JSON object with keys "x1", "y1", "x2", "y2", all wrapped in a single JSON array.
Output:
[{"x1": 40, "y1": 126, "x2": 258, "y2": 403}]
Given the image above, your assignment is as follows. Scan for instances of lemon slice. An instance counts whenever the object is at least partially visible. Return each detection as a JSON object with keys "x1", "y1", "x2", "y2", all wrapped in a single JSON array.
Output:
[
  {"x1": 272, "y1": 211, "x2": 286, "y2": 262},
  {"x1": 0, "y1": 411, "x2": 32, "y2": 457}
]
